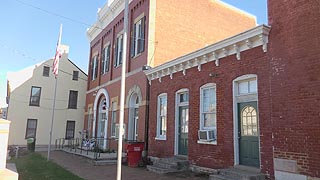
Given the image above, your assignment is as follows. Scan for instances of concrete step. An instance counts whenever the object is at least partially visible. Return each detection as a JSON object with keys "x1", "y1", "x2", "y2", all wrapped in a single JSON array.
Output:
[{"x1": 209, "y1": 168, "x2": 266, "y2": 180}]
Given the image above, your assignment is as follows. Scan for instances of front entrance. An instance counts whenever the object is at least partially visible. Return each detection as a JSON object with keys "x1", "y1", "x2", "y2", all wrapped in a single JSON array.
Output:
[
  {"x1": 238, "y1": 101, "x2": 260, "y2": 167},
  {"x1": 178, "y1": 106, "x2": 189, "y2": 155}
]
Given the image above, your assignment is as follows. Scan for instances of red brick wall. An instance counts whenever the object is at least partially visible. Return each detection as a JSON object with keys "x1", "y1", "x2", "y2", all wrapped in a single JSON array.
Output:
[
  {"x1": 85, "y1": 0, "x2": 150, "y2": 145},
  {"x1": 268, "y1": 0, "x2": 320, "y2": 177},
  {"x1": 148, "y1": 47, "x2": 273, "y2": 174},
  {"x1": 153, "y1": 0, "x2": 256, "y2": 67},
  {"x1": 87, "y1": 0, "x2": 149, "y2": 90},
  {"x1": 85, "y1": 71, "x2": 148, "y2": 143}
]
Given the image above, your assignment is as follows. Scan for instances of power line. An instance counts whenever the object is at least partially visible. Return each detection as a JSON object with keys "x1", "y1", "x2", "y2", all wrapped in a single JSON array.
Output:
[
  {"x1": 13, "y1": 0, "x2": 156, "y2": 43},
  {"x1": 8, "y1": 97, "x2": 85, "y2": 110},
  {"x1": 0, "y1": 42, "x2": 88, "y2": 81},
  {"x1": 42, "y1": 62, "x2": 88, "y2": 82},
  {"x1": 14, "y1": 0, "x2": 103, "y2": 31}
]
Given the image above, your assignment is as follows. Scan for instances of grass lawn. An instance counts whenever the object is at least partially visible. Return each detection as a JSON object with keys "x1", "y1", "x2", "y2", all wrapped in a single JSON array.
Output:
[{"x1": 9, "y1": 153, "x2": 84, "y2": 180}]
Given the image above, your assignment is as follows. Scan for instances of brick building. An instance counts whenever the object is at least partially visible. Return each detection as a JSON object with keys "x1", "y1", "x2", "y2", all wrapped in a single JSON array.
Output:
[
  {"x1": 85, "y1": 0, "x2": 256, "y2": 151},
  {"x1": 145, "y1": 0, "x2": 320, "y2": 179}
]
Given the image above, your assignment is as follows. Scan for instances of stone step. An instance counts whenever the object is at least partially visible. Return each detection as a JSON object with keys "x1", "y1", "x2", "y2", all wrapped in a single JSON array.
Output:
[
  {"x1": 210, "y1": 174, "x2": 237, "y2": 180},
  {"x1": 153, "y1": 160, "x2": 177, "y2": 169},
  {"x1": 220, "y1": 168, "x2": 265, "y2": 180},
  {"x1": 147, "y1": 165, "x2": 178, "y2": 174},
  {"x1": 155, "y1": 157, "x2": 189, "y2": 170},
  {"x1": 209, "y1": 168, "x2": 266, "y2": 180}
]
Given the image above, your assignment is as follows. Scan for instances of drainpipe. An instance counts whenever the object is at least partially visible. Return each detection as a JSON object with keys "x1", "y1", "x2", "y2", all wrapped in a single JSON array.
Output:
[{"x1": 143, "y1": 65, "x2": 151, "y2": 157}]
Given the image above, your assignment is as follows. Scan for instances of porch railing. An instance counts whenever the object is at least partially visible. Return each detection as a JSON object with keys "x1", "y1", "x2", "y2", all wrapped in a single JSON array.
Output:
[{"x1": 55, "y1": 137, "x2": 141, "y2": 160}]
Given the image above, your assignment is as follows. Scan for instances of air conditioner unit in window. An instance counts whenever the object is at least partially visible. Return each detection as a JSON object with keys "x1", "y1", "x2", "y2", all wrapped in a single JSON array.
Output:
[
  {"x1": 115, "y1": 123, "x2": 126, "y2": 139},
  {"x1": 198, "y1": 130, "x2": 215, "y2": 141}
]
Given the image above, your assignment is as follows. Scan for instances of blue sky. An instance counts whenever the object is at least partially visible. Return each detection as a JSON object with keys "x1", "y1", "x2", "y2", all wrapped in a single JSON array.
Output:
[{"x1": 0, "y1": 0, "x2": 267, "y2": 107}]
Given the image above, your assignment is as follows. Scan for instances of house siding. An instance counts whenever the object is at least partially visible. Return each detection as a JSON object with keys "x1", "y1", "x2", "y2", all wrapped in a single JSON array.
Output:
[{"x1": 7, "y1": 49, "x2": 87, "y2": 146}]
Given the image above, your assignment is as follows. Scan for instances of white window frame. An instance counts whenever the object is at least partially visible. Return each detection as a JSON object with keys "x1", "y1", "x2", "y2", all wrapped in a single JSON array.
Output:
[
  {"x1": 237, "y1": 78, "x2": 257, "y2": 95},
  {"x1": 232, "y1": 74, "x2": 259, "y2": 165},
  {"x1": 101, "y1": 43, "x2": 111, "y2": 74},
  {"x1": 87, "y1": 107, "x2": 92, "y2": 138},
  {"x1": 131, "y1": 14, "x2": 145, "y2": 57},
  {"x1": 91, "y1": 55, "x2": 98, "y2": 81},
  {"x1": 156, "y1": 93, "x2": 167, "y2": 140},
  {"x1": 115, "y1": 33, "x2": 123, "y2": 67},
  {"x1": 111, "y1": 101, "x2": 117, "y2": 137},
  {"x1": 199, "y1": 83, "x2": 217, "y2": 145}
]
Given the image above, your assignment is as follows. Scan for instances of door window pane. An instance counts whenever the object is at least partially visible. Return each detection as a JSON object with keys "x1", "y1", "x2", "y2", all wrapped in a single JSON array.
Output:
[{"x1": 241, "y1": 106, "x2": 258, "y2": 136}]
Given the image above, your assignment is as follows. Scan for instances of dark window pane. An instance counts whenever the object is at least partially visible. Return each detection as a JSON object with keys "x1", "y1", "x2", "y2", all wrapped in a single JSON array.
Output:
[
  {"x1": 68, "y1": 90, "x2": 78, "y2": 109},
  {"x1": 43, "y1": 66, "x2": 50, "y2": 77},
  {"x1": 72, "y1": 71, "x2": 79, "y2": 81},
  {"x1": 65, "y1": 121, "x2": 75, "y2": 139},
  {"x1": 25, "y1": 119, "x2": 37, "y2": 139},
  {"x1": 29, "y1": 86, "x2": 41, "y2": 106}
]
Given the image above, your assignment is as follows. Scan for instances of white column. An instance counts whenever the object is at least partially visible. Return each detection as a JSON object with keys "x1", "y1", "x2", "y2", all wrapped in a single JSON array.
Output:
[{"x1": 0, "y1": 119, "x2": 10, "y2": 169}]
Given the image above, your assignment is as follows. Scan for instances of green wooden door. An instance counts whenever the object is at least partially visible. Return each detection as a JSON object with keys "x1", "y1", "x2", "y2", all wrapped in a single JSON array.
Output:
[
  {"x1": 238, "y1": 102, "x2": 260, "y2": 167},
  {"x1": 178, "y1": 106, "x2": 189, "y2": 155}
]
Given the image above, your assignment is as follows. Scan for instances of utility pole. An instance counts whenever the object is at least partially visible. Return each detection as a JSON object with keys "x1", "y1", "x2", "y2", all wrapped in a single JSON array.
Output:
[{"x1": 116, "y1": 0, "x2": 129, "y2": 179}]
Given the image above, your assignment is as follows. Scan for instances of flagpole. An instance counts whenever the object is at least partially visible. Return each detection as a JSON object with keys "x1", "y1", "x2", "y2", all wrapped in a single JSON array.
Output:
[
  {"x1": 47, "y1": 76, "x2": 58, "y2": 161},
  {"x1": 47, "y1": 24, "x2": 62, "y2": 161},
  {"x1": 117, "y1": 0, "x2": 129, "y2": 179}
]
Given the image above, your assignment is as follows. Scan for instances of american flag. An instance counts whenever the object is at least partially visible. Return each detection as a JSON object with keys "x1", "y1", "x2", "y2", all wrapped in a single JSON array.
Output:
[{"x1": 52, "y1": 24, "x2": 63, "y2": 77}]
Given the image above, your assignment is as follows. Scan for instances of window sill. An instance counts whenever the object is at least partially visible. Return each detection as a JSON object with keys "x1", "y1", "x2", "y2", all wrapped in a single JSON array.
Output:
[
  {"x1": 131, "y1": 52, "x2": 143, "y2": 59},
  {"x1": 155, "y1": 137, "x2": 166, "y2": 141},
  {"x1": 197, "y1": 140, "x2": 217, "y2": 145}
]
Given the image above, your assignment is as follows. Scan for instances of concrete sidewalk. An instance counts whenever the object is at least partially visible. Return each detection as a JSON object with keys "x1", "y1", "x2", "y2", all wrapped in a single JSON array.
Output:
[{"x1": 39, "y1": 151, "x2": 208, "y2": 180}]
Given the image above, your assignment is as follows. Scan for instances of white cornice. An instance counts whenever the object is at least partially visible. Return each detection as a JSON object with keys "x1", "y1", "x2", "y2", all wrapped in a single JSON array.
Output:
[
  {"x1": 86, "y1": 0, "x2": 133, "y2": 42},
  {"x1": 144, "y1": 25, "x2": 271, "y2": 84}
]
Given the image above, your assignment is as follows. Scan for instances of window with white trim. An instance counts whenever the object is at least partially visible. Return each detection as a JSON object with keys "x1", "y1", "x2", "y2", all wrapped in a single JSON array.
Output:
[
  {"x1": 87, "y1": 107, "x2": 92, "y2": 138},
  {"x1": 101, "y1": 44, "x2": 111, "y2": 74},
  {"x1": 130, "y1": 16, "x2": 145, "y2": 57},
  {"x1": 200, "y1": 83, "x2": 216, "y2": 130},
  {"x1": 91, "y1": 55, "x2": 98, "y2": 80},
  {"x1": 238, "y1": 79, "x2": 257, "y2": 95},
  {"x1": 114, "y1": 34, "x2": 123, "y2": 67},
  {"x1": 111, "y1": 101, "x2": 117, "y2": 137},
  {"x1": 156, "y1": 93, "x2": 167, "y2": 139}
]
